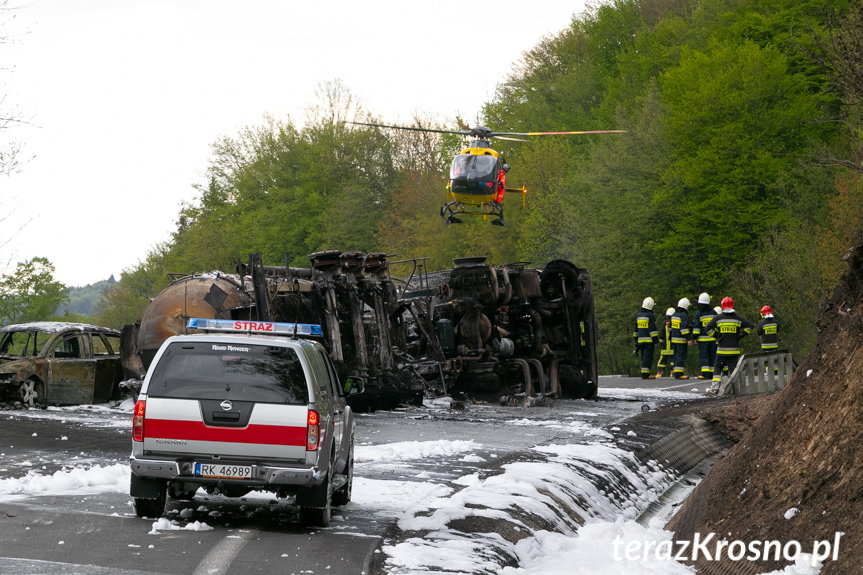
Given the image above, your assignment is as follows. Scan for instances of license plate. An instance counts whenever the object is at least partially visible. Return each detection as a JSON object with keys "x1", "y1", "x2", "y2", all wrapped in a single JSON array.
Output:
[{"x1": 194, "y1": 463, "x2": 253, "y2": 479}]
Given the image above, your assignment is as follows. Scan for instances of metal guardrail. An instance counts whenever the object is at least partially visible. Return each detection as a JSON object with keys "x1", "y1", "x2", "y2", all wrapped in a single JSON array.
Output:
[{"x1": 719, "y1": 350, "x2": 795, "y2": 396}]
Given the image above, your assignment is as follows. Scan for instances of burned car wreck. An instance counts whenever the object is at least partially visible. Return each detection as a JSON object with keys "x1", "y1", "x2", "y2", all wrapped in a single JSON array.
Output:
[
  {"x1": 121, "y1": 251, "x2": 599, "y2": 410},
  {"x1": 0, "y1": 322, "x2": 125, "y2": 407}
]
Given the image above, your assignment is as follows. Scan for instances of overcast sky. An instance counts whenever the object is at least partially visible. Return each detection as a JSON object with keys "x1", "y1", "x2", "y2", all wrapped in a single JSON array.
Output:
[{"x1": 2, "y1": 1, "x2": 587, "y2": 287}]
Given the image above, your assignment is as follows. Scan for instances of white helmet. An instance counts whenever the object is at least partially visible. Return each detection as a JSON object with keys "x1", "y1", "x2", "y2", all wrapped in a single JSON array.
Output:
[
  {"x1": 677, "y1": 297, "x2": 690, "y2": 309},
  {"x1": 665, "y1": 307, "x2": 675, "y2": 316},
  {"x1": 642, "y1": 297, "x2": 655, "y2": 310},
  {"x1": 698, "y1": 292, "x2": 710, "y2": 304}
]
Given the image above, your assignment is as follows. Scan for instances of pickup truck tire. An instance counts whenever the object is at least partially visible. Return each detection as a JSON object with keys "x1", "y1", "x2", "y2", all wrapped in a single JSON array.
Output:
[
  {"x1": 333, "y1": 441, "x2": 354, "y2": 506},
  {"x1": 134, "y1": 480, "x2": 167, "y2": 518},
  {"x1": 299, "y1": 460, "x2": 333, "y2": 527}
]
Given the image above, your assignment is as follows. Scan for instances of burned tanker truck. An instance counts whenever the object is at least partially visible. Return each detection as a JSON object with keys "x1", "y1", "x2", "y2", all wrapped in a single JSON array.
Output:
[{"x1": 121, "y1": 251, "x2": 598, "y2": 409}]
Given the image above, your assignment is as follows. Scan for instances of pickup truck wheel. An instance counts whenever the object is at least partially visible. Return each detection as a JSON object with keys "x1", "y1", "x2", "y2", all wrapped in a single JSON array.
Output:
[
  {"x1": 134, "y1": 481, "x2": 167, "y2": 518},
  {"x1": 332, "y1": 442, "x2": 354, "y2": 507},
  {"x1": 299, "y1": 462, "x2": 333, "y2": 527},
  {"x1": 18, "y1": 378, "x2": 46, "y2": 408}
]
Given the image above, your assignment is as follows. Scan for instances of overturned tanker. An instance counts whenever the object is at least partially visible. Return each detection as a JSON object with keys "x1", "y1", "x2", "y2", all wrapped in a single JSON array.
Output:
[{"x1": 122, "y1": 251, "x2": 598, "y2": 410}]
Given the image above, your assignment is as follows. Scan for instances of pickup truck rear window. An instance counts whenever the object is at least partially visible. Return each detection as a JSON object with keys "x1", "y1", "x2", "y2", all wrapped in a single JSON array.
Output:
[{"x1": 147, "y1": 342, "x2": 308, "y2": 404}]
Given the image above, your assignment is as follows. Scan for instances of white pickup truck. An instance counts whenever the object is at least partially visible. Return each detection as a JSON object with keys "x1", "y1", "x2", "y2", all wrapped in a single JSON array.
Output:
[{"x1": 129, "y1": 318, "x2": 362, "y2": 527}]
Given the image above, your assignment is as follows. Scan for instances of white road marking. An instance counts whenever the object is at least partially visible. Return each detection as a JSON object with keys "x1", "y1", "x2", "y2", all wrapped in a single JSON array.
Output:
[{"x1": 192, "y1": 530, "x2": 254, "y2": 575}]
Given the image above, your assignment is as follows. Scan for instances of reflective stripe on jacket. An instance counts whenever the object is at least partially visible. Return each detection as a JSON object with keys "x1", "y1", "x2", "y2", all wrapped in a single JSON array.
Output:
[
  {"x1": 705, "y1": 311, "x2": 754, "y2": 355},
  {"x1": 757, "y1": 317, "x2": 779, "y2": 349},
  {"x1": 633, "y1": 308, "x2": 658, "y2": 345},
  {"x1": 670, "y1": 308, "x2": 690, "y2": 344},
  {"x1": 692, "y1": 307, "x2": 717, "y2": 342},
  {"x1": 658, "y1": 319, "x2": 674, "y2": 356}
]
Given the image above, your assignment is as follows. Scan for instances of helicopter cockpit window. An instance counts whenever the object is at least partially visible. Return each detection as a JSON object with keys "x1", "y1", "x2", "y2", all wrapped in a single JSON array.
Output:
[{"x1": 450, "y1": 154, "x2": 499, "y2": 183}]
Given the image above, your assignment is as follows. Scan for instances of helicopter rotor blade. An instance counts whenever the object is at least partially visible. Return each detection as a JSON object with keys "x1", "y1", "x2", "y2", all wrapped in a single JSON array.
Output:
[
  {"x1": 489, "y1": 130, "x2": 627, "y2": 137},
  {"x1": 347, "y1": 121, "x2": 473, "y2": 137},
  {"x1": 494, "y1": 136, "x2": 531, "y2": 142},
  {"x1": 348, "y1": 121, "x2": 626, "y2": 139}
]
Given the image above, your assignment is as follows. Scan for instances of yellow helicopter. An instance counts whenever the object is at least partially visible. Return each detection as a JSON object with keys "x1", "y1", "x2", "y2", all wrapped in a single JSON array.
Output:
[{"x1": 350, "y1": 122, "x2": 624, "y2": 227}]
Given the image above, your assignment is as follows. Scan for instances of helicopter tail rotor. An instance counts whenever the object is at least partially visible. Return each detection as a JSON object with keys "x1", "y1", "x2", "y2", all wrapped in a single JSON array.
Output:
[{"x1": 504, "y1": 185, "x2": 528, "y2": 208}]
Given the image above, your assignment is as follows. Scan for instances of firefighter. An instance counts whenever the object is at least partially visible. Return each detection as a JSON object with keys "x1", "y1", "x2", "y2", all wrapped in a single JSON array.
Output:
[
  {"x1": 632, "y1": 297, "x2": 659, "y2": 379},
  {"x1": 756, "y1": 305, "x2": 780, "y2": 350},
  {"x1": 692, "y1": 292, "x2": 718, "y2": 379},
  {"x1": 704, "y1": 296, "x2": 754, "y2": 393},
  {"x1": 656, "y1": 307, "x2": 675, "y2": 377},
  {"x1": 670, "y1": 297, "x2": 691, "y2": 379}
]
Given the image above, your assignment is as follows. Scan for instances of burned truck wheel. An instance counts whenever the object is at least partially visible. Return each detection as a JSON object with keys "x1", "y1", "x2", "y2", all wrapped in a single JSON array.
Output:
[{"x1": 540, "y1": 260, "x2": 582, "y2": 302}]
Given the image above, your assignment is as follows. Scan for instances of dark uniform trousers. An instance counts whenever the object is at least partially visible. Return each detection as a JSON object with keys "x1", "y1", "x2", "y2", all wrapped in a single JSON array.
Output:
[
  {"x1": 705, "y1": 312, "x2": 754, "y2": 391},
  {"x1": 670, "y1": 309, "x2": 690, "y2": 378}
]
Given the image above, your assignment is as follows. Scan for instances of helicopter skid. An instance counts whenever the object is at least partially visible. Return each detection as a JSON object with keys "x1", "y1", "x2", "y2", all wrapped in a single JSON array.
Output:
[{"x1": 441, "y1": 200, "x2": 507, "y2": 227}]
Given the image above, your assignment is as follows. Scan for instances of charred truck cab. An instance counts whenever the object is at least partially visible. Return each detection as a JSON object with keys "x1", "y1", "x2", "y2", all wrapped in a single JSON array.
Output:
[
  {"x1": 129, "y1": 318, "x2": 362, "y2": 527},
  {"x1": 421, "y1": 257, "x2": 598, "y2": 399}
]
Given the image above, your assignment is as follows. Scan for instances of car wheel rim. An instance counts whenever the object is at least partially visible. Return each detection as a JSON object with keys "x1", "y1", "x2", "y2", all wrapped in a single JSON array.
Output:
[{"x1": 19, "y1": 381, "x2": 37, "y2": 407}]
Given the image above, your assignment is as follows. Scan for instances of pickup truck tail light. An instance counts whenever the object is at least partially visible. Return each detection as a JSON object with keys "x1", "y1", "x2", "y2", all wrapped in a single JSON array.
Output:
[
  {"x1": 133, "y1": 400, "x2": 146, "y2": 442},
  {"x1": 306, "y1": 409, "x2": 320, "y2": 451}
]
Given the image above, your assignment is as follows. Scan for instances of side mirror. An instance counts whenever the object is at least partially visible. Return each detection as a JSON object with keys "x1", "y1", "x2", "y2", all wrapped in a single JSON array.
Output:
[{"x1": 343, "y1": 376, "x2": 365, "y2": 395}]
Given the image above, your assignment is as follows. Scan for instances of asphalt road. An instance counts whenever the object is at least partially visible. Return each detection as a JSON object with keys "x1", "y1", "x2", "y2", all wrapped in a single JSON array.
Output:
[
  {"x1": 0, "y1": 410, "x2": 385, "y2": 575},
  {"x1": 0, "y1": 378, "x2": 702, "y2": 575}
]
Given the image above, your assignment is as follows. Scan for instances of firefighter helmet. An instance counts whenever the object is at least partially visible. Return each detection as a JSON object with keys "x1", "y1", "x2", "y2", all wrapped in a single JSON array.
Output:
[
  {"x1": 642, "y1": 297, "x2": 655, "y2": 310},
  {"x1": 698, "y1": 292, "x2": 710, "y2": 305},
  {"x1": 677, "y1": 297, "x2": 690, "y2": 309},
  {"x1": 666, "y1": 307, "x2": 675, "y2": 316},
  {"x1": 721, "y1": 297, "x2": 734, "y2": 310},
  {"x1": 761, "y1": 305, "x2": 772, "y2": 316}
]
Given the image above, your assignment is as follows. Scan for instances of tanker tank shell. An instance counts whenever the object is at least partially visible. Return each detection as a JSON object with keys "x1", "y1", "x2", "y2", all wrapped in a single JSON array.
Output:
[{"x1": 136, "y1": 273, "x2": 249, "y2": 370}]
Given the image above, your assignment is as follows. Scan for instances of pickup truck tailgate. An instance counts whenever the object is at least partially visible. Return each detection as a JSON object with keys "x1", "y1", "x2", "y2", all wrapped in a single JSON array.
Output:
[{"x1": 142, "y1": 397, "x2": 308, "y2": 460}]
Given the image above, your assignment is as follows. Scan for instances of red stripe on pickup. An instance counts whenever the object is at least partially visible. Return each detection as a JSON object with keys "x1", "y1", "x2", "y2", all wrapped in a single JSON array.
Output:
[{"x1": 145, "y1": 419, "x2": 306, "y2": 446}]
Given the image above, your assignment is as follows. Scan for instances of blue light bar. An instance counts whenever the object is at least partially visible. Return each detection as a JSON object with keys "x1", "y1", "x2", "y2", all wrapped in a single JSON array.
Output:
[{"x1": 186, "y1": 318, "x2": 323, "y2": 337}]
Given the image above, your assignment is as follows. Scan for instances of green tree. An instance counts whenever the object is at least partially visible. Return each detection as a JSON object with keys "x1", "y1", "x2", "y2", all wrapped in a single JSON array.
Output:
[
  {"x1": 167, "y1": 83, "x2": 399, "y2": 272},
  {"x1": 655, "y1": 39, "x2": 832, "y2": 287},
  {"x1": 91, "y1": 243, "x2": 175, "y2": 329},
  {"x1": 93, "y1": 280, "x2": 151, "y2": 330},
  {"x1": 0, "y1": 257, "x2": 68, "y2": 324},
  {"x1": 480, "y1": 0, "x2": 851, "y2": 372}
]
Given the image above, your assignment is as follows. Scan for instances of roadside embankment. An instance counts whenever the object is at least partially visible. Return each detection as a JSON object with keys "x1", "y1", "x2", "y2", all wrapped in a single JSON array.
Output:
[{"x1": 667, "y1": 243, "x2": 863, "y2": 575}]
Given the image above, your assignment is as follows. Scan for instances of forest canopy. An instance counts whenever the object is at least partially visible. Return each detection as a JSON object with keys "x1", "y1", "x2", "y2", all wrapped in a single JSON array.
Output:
[{"x1": 96, "y1": 0, "x2": 862, "y2": 374}]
